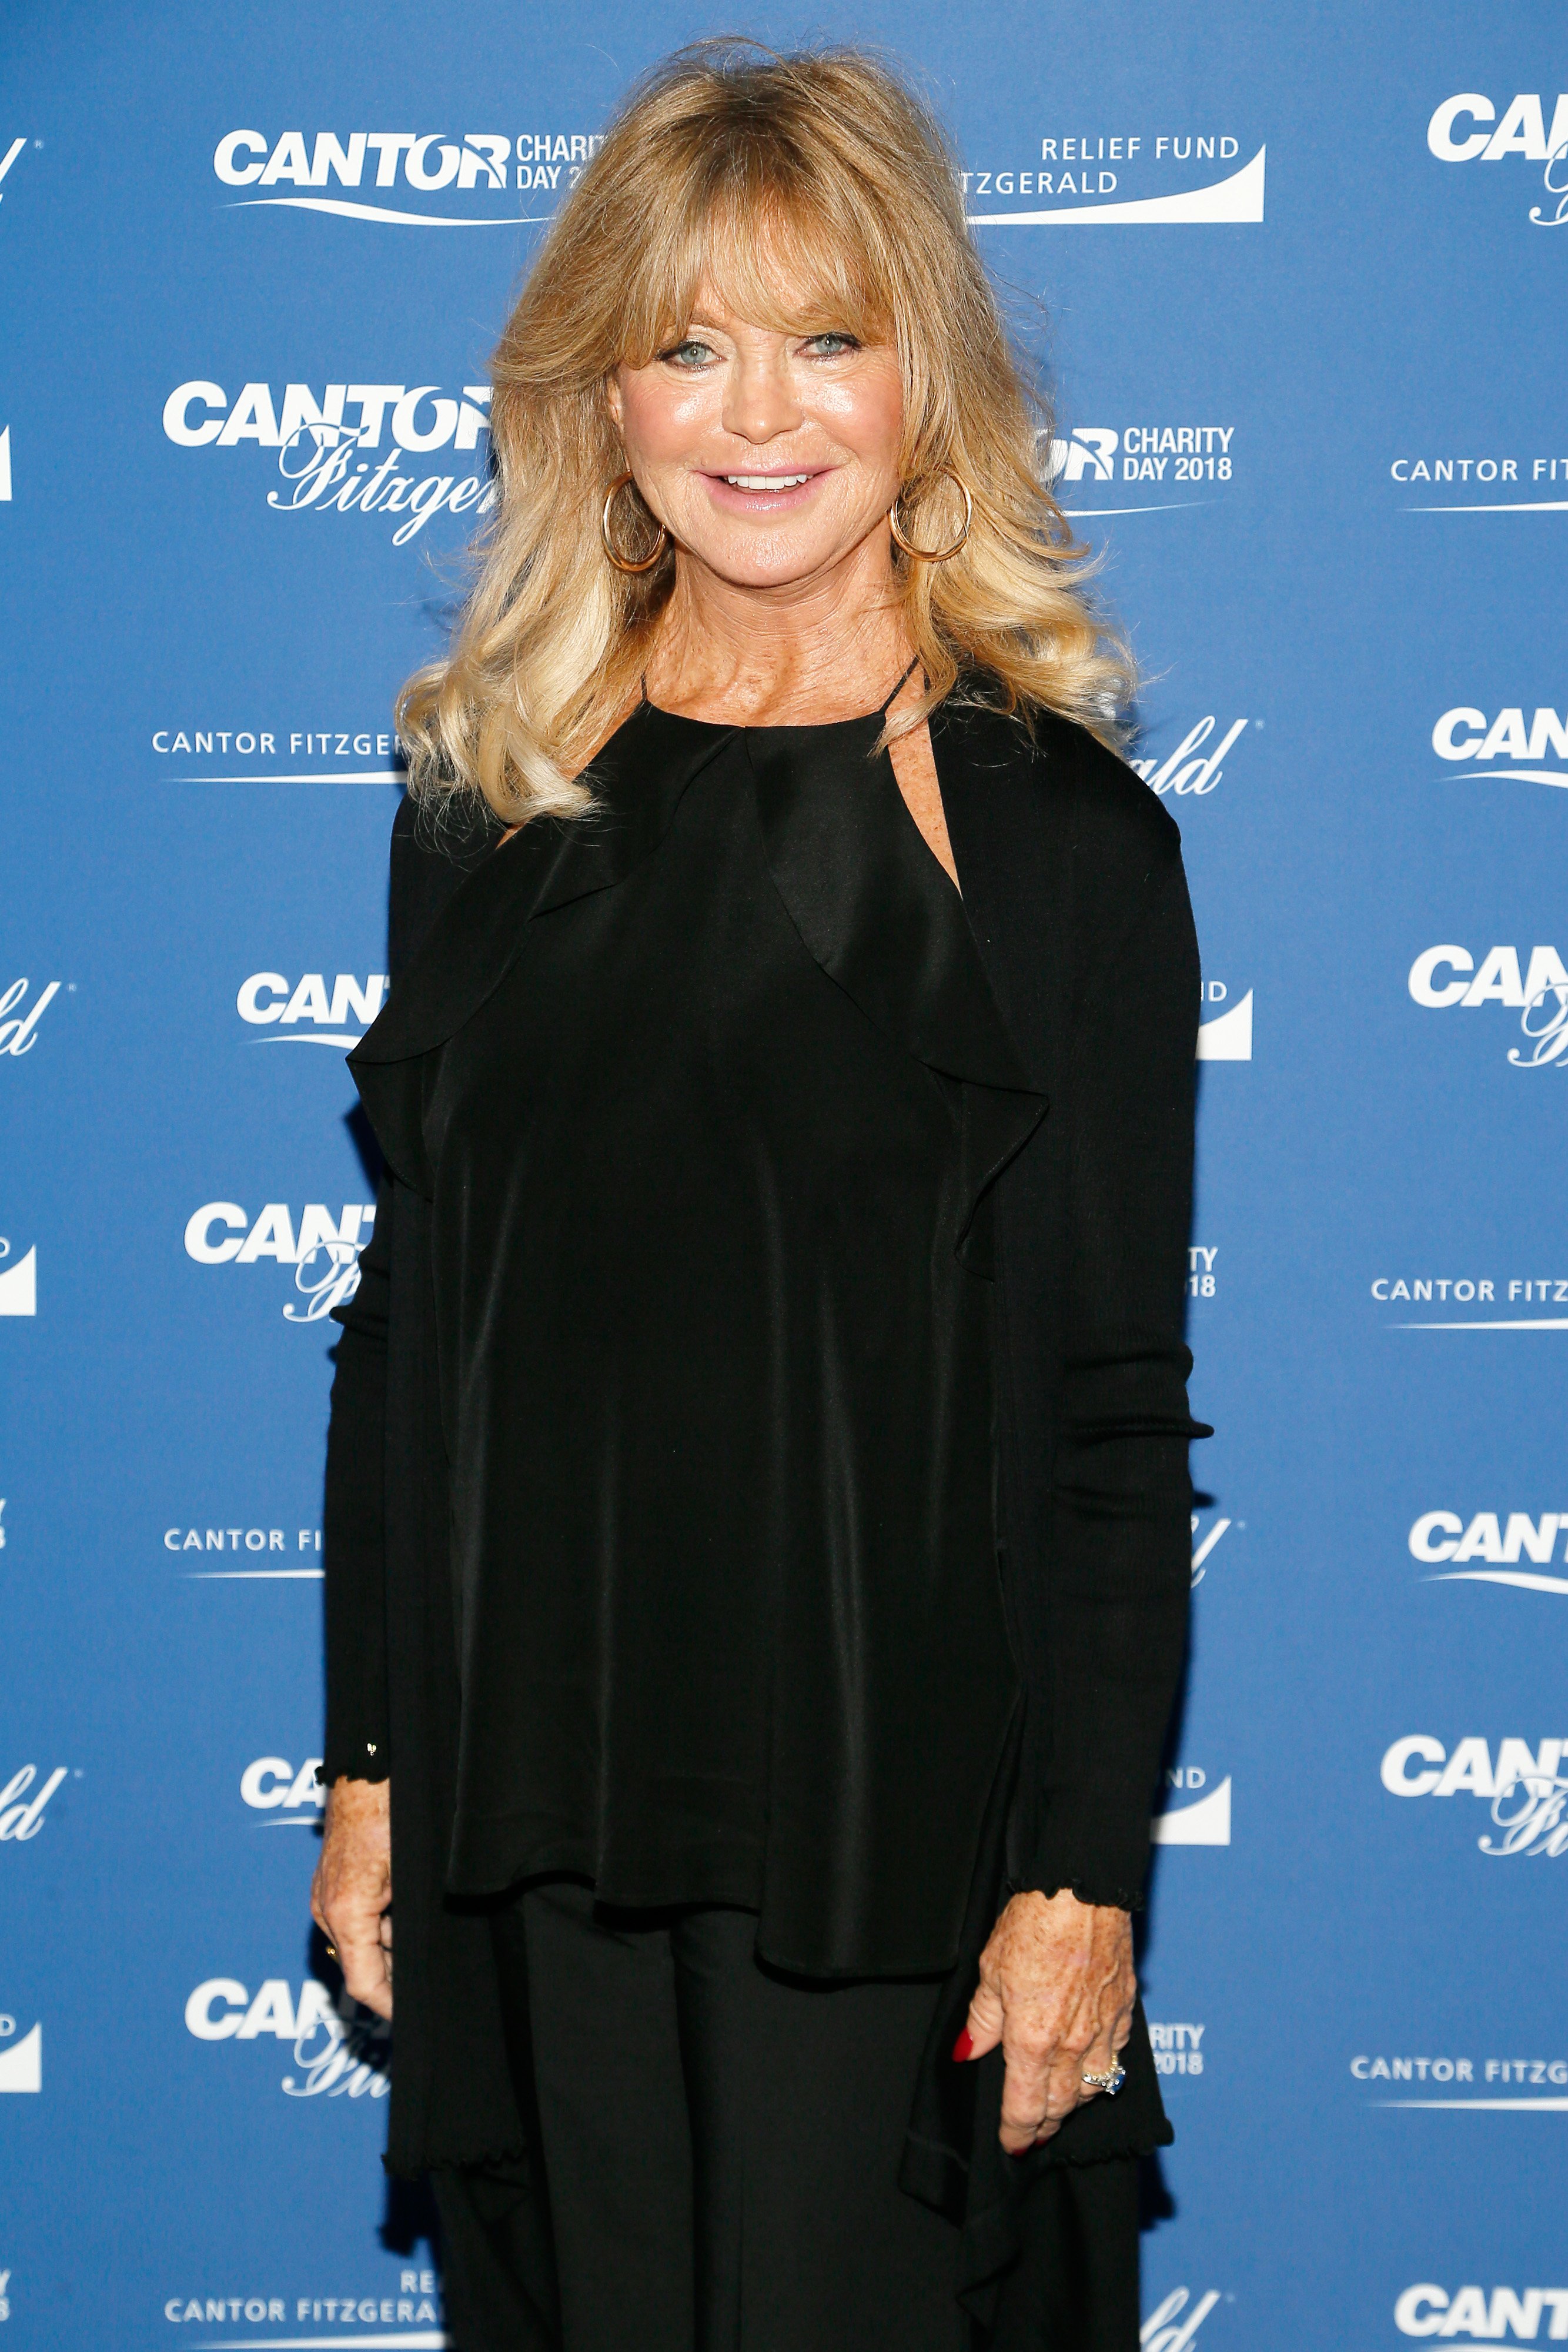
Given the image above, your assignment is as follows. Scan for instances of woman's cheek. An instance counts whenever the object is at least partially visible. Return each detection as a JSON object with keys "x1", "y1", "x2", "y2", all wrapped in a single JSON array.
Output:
[
  {"x1": 663, "y1": 380, "x2": 723, "y2": 439},
  {"x1": 620, "y1": 375, "x2": 711, "y2": 461},
  {"x1": 811, "y1": 376, "x2": 901, "y2": 461}
]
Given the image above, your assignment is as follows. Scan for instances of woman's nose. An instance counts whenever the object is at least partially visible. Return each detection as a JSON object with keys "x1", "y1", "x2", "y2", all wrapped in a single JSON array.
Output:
[{"x1": 721, "y1": 352, "x2": 804, "y2": 446}]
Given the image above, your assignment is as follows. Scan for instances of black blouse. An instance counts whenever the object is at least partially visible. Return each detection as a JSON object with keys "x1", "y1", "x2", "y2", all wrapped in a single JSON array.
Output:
[
  {"x1": 322, "y1": 696, "x2": 1203, "y2": 2215},
  {"x1": 349, "y1": 703, "x2": 1045, "y2": 1975}
]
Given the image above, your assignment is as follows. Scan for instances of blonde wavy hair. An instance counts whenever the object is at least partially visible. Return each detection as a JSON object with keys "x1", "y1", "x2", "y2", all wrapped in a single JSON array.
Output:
[{"x1": 398, "y1": 40, "x2": 1134, "y2": 824}]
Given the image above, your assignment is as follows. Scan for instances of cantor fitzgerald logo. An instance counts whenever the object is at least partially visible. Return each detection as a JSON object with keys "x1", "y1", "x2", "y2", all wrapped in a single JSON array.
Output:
[
  {"x1": 1364, "y1": 2056, "x2": 1568, "y2": 2113},
  {"x1": 167, "y1": 1524, "x2": 323, "y2": 1578},
  {"x1": 1397, "y1": 2283, "x2": 1568, "y2": 2339},
  {"x1": 1428, "y1": 92, "x2": 1568, "y2": 228},
  {"x1": 1392, "y1": 452, "x2": 1568, "y2": 514},
  {"x1": 184, "y1": 1975, "x2": 389, "y2": 2100},
  {"x1": 1409, "y1": 944, "x2": 1568, "y2": 1070},
  {"x1": 152, "y1": 725, "x2": 403, "y2": 784},
  {"x1": 1410, "y1": 1511, "x2": 1568, "y2": 1596},
  {"x1": 1432, "y1": 706, "x2": 1568, "y2": 791},
  {"x1": 1380, "y1": 1735, "x2": 1568, "y2": 1859},
  {"x1": 213, "y1": 126, "x2": 603, "y2": 223},
  {"x1": 0, "y1": 1766, "x2": 69, "y2": 1841},
  {"x1": 183, "y1": 1201, "x2": 375, "y2": 1322},
  {"x1": 237, "y1": 971, "x2": 387, "y2": 1047},
  {"x1": 0, "y1": 978, "x2": 61, "y2": 1056},
  {"x1": 0, "y1": 135, "x2": 29, "y2": 207},
  {"x1": 1142, "y1": 2287, "x2": 1225, "y2": 2348},
  {"x1": 1191, "y1": 1509, "x2": 1233, "y2": 1586},
  {"x1": 1128, "y1": 717, "x2": 1250, "y2": 799},
  {"x1": 965, "y1": 129, "x2": 1264, "y2": 227},
  {"x1": 162, "y1": 379, "x2": 493, "y2": 546},
  {"x1": 220, "y1": 121, "x2": 1267, "y2": 238},
  {"x1": 163, "y1": 2278, "x2": 443, "y2": 2336},
  {"x1": 240, "y1": 1756, "x2": 324, "y2": 1824},
  {"x1": 1373, "y1": 1272, "x2": 1568, "y2": 1332}
]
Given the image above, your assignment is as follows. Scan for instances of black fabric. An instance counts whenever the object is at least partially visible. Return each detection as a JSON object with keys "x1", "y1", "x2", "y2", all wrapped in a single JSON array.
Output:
[
  {"x1": 432, "y1": 1882, "x2": 1146, "y2": 2352},
  {"x1": 322, "y1": 1165, "x2": 392, "y2": 1778},
  {"x1": 325, "y1": 802, "x2": 501, "y2": 1778},
  {"x1": 932, "y1": 706, "x2": 1207, "y2": 1909},
  {"x1": 898, "y1": 1700, "x2": 1170, "y2": 2330},
  {"x1": 320, "y1": 699, "x2": 1203, "y2": 2273},
  {"x1": 434, "y1": 2157, "x2": 559, "y2": 2352},
  {"x1": 490, "y1": 1880, "x2": 967, "y2": 2352},
  {"x1": 360, "y1": 714, "x2": 1022, "y2": 1973},
  {"x1": 435, "y1": 2148, "x2": 1144, "y2": 2352}
]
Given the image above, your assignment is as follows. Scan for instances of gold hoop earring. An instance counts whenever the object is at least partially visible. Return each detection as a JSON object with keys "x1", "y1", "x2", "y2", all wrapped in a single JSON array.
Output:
[
  {"x1": 889, "y1": 469, "x2": 972, "y2": 564},
  {"x1": 600, "y1": 470, "x2": 670, "y2": 574}
]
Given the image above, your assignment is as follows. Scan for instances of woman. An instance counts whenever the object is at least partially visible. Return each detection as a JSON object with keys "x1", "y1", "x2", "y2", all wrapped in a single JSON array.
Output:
[{"x1": 313, "y1": 42, "x2": 1205, "y2": 2352}]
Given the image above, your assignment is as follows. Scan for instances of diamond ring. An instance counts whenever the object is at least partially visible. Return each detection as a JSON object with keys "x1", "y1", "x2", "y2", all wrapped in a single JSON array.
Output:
[{"x1": 1081, "y1": 2062, "x2": 1125, "y2": 2096}]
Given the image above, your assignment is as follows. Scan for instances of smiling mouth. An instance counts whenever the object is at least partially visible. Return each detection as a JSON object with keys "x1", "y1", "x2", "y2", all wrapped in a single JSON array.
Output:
[{"x1": 721, "y1": 472, "x2": 814, "y2": 490}]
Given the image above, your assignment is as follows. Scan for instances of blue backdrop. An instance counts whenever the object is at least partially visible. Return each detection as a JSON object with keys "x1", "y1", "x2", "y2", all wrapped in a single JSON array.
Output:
[{"x1": 4, "y1": 4, "x2": 1565, "y2": 2346}]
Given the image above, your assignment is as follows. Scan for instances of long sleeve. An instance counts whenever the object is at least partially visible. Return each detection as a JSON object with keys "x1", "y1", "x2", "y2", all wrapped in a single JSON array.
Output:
[
  {"x1": 322, "y1": 1166, "x2": 394, "y2": 1782},
  {"x1": 320, "y1": 792, "x2": 500, "y2": 1785},
  {"x1": 1019, "y1": 837, "x2": 1207, "y2": 1908}
]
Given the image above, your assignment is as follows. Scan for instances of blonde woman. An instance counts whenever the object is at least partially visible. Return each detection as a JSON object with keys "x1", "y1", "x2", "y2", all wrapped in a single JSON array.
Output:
[{"x1": 313, "y1": 42, "x2": 1206, "y2": 2352}]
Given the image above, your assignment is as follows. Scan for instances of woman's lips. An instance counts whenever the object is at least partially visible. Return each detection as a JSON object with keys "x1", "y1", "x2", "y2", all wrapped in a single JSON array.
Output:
[{"x1": 701, "y1": 468, "x2": 831, "y2": 514}]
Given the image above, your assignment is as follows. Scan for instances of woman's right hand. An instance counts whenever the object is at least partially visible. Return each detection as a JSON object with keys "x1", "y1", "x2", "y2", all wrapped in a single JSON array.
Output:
[{"x1": 311, "y1": 1776, "x2": 393, "y2": 2020}]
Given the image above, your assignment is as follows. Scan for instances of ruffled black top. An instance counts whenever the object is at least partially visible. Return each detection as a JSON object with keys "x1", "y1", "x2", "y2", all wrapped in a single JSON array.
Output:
[{"x1": 350, "y1": 700, "x2": 1045, "y2": 1975}]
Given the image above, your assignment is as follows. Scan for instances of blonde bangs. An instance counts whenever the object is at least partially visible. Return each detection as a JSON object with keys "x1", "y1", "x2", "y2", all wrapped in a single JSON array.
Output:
[
  {"x1": 397, "y1": 42, "x2": 1134, "y2": 826},
  {"x1": 612, "y1": 148, "x2": 900, "y2": 370}
]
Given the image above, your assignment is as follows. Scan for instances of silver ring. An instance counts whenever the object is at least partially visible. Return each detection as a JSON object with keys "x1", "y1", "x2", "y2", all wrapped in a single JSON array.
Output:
[{"x1": 1081, "y1": 2062, "x2": 1126, "y2": 2096}]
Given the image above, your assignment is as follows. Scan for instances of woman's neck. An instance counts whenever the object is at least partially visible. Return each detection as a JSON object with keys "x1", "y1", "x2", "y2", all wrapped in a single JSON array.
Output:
[{"x1": 644, "y1": 537, "x2": 913, "y2": 727}]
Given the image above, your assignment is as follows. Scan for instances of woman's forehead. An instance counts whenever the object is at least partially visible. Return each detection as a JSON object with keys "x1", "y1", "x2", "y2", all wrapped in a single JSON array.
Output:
[
  {"x1": 676, "y1": 278, "x2": 871, "y2": 334},
  {"x1": 645, "y1": 194, "x2": 893, "y2": 342}
]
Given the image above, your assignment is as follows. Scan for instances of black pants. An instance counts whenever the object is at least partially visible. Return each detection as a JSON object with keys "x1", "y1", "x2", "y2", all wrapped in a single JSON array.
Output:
[{"x1": 434, "y1": 1879, "x2": 969, "y2": 2352}]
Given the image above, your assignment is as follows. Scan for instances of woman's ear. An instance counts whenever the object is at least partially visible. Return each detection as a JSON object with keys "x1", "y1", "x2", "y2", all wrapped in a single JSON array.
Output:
[{"x1": 604, "y1": 369, "x2": 624, "y2": 433}]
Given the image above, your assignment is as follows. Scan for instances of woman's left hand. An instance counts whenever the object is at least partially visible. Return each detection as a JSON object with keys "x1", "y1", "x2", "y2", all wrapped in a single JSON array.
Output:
[{"x1": 957, "y1": 1888, "x2": 1135, "y2": 2153}]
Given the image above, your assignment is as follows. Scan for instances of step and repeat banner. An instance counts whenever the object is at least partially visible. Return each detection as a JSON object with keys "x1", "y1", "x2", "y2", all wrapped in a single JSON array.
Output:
[{"x1": 2, "y1": 1, "x2": 1563, "y2": 2346}]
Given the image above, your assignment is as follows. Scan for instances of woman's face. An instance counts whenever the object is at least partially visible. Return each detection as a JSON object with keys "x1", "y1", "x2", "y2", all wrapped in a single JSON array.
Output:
[{"x1": 607, "y1": 285, "x2": 904, "y2": 592}]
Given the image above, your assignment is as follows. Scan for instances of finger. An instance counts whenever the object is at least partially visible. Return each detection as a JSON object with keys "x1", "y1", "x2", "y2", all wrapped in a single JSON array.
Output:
[
  {"x1": 1080, "y1": 2026, "x2": 1121, "y2": 2084},
  {"x1": 1043, "y1": 2044, "x2": 1096, "y2": 2119},
  {"x1": 353, "y1": 1971, "x2": 393, "y2": 2023},
  {"x1": 998, "y1": 2047, "x2": 1054, "y2": 2153},
  {"x1": 1049, "y1": 2024, "x2": 1128, "y2": 2120},
  {"x1": 309, "y1": 1859, "x2": 335, "y2": 1936},
  {"x1": 959, "y1": 1976, "x2": 1005, "y2": 2060},
  {"x1": 339, "y1": 1930, "x2": 393, "y2": 2021},
  {"x1": 323, "y1": 1903, "x2": 384, "y2": 1976}
]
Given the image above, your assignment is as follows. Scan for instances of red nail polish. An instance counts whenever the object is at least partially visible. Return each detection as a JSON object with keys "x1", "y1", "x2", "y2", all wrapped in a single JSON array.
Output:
[{"x1": 952, "y1": 2029, "x2": 974, "y2": 2062}]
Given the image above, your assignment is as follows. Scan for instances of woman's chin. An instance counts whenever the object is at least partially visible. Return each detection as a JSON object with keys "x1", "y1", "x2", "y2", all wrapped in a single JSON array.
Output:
[{"x1": 679, "y1": 532, "x2": 880, "y2": 594}]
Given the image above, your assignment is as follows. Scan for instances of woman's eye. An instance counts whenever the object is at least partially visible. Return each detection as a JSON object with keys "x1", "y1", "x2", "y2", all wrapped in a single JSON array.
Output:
[
  {"x1": 660, "y1": 339, "x2": 716, "y2": 368},
  {"x1": 802, "y1": 332, "x2": 860, "y2": 357}
]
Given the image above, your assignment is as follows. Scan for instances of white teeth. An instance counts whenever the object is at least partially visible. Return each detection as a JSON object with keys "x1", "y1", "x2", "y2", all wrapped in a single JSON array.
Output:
[{"x1": 725, "y1": 473, "x2": 810, "y2": 489}]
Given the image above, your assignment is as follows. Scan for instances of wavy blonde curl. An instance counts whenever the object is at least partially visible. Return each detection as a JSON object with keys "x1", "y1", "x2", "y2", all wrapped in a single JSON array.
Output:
[{"x1": 397, "y1": 40, "x2": 1135, "y2": 824}]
